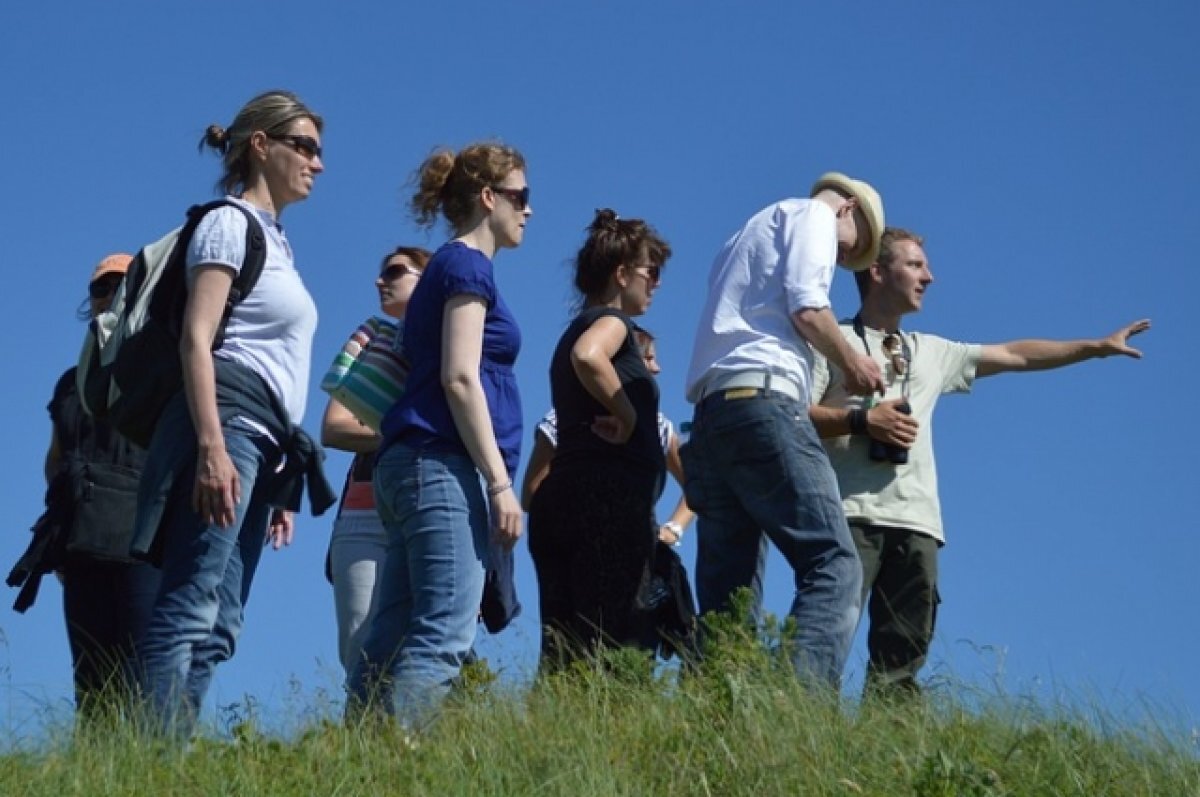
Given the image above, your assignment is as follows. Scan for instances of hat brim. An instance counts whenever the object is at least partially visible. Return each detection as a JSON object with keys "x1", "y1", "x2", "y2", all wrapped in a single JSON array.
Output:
[{"x1": 810, "y1": 173, "x2": 884, "y2": 272}]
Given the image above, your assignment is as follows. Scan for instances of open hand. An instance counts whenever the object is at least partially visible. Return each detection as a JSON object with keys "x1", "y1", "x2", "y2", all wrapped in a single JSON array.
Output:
[{"x1": 1101, "y1": 319, "x2": 1151, "y2": 358}]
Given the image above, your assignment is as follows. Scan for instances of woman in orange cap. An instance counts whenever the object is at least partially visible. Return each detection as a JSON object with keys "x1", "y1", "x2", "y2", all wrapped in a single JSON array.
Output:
[{"x1": 44, "y1": 253, "x2": 161, "y2": 720}]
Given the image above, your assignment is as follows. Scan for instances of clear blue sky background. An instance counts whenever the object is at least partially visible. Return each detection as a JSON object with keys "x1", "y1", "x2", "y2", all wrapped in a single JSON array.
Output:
[{"x1": 1, "y1": 2, "x2": 1195, "y2": 740}]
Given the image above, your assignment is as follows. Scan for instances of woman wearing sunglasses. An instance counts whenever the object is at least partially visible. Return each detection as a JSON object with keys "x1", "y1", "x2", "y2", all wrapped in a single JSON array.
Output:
[
  {"x1": 30, "y1": 254, "x2": 162, "y2": 720},
  {"x1": 521, "y1": 325, "x2": 695, "y2": 547},
  {"x1": 134, "y1": 90, "x2": 329, "y2": 738},
  {"x1": 526, "y1": 209, "x2": 672, "y2": 669},
  {"x1": 349, "y1": 142, "x2": 530, "y2": 726},
  {"x1": 320, "y1": 245, "x2": 429, "y2": 679}
]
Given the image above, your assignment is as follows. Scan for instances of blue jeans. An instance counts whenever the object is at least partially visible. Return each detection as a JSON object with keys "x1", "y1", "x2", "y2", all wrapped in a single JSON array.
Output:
[
  {"x1": 681, "y1": 390, "x2": 862, "y2": 687},
  {"x1": 348, "y1": 444, "x2": 488, "y2": 726},
  {"x1": 138, "y1": 423, "x2": 278, "y2": 737}
]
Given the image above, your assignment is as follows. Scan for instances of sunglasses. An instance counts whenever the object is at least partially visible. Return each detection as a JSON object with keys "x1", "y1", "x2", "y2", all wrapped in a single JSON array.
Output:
[
  {"x1": 632, "y1": 264, "x2": 662, "y2": 285},
  {"x1": 881, "y1": 333, "x2": 909, "y2": 376},
  {"x1": 269, "y1": 133, "x2": 323, "y2": 160},
  {"x1": 491, "y1": 185, "x2": 530, "y2": 211},
  {"x1": 380, "y1": 262, "x2": 422, "y2": 281},
  {"x1": 88, "y1": 275, "x2": 122, "y2": 299}
]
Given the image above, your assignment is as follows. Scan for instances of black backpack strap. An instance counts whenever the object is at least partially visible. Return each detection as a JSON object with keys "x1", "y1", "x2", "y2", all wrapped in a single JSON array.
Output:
[{"x1": 181, "y1": 200, "x2": 268, "y2": 350}]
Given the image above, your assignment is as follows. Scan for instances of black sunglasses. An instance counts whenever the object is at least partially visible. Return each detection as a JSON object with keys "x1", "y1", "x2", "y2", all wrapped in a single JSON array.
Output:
[
  {"x1": 269, "y1": 133, "x2": 323, "y2": 160},
  {"x1": 380, "y1": 263, "x2": 421, "y2": 281},
  {"x1": 633, "y1": 264, "x2": 662, "y2": 284},
  {"x1": 491, "y1": 185, "x2": 530, "y2": 211},
  {"x1": 88, "y1": 275, "x2": 123, "y2": 299}
]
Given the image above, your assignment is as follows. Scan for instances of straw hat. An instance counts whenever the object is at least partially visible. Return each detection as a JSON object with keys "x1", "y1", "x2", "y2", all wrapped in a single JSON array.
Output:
[{"x1": 810, "y1": 172, "x2": 884, "y2": 271}]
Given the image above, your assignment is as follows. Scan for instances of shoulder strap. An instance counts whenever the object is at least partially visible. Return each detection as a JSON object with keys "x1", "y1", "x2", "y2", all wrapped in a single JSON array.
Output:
[{"x1": 182, "y1": 199, "x2": 268, "y2": 350}]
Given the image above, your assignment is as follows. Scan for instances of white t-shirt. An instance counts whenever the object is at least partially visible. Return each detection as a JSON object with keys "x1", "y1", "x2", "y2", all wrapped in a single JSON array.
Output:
[
  {"x1": 186, "y1": 196, "x2": 318, "y2": 424},
  {"x1": 811, "y1": 323, "x2": 981, "y2": 544},
  {"x1": 685, "y1": 198, "x2": 840, "y2": 404}
]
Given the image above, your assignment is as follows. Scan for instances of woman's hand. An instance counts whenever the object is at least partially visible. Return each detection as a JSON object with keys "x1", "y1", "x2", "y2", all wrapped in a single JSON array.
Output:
[
  {"x1": 590, "y1": 412, "x2": 635, "y2": 445},
  {"x1": 192, "y1": 443, "x2": 240, "y2": 528},
  {"x1": 489, "y1": 485, "x2": 523, "y2": 549},
  {"x1": 266, "y1": 509, "x2": 294, "y2": 550}
]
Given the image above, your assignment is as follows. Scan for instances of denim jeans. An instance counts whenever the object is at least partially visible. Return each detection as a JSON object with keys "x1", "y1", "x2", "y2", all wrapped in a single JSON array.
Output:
[
  {"x1": 329, "y1": 511, "x2": 387, "y2": 677},
  {"x1": 138, "y1": 423, "x2": 278, "y2": 737},
  {"x1": 348, "y1": 444, "x2": 488, "y2": 726},
  {"x1": 681, "y1": 390, "x2": 862, "y2": 687}
]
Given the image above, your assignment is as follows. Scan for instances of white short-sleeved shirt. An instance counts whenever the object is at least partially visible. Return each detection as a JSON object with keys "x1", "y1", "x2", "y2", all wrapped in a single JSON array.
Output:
[
  {"x1": 685, "y1": 198, "x2": 840, "y2": 404},
  {"x1": 186, "y1": 196, "x2": 318, "y2": 424},
  {"x1": 536, "y1": 408, "x2": 675, "y2": 456},
  {"x1": 810, "y1": 323, "x2": 981, "y2": 543}
]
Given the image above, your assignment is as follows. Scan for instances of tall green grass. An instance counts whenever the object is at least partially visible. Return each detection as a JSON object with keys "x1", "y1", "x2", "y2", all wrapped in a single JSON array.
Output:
[{"x1": 1, "y1": 614, "x2": 1196, "y2": 796}]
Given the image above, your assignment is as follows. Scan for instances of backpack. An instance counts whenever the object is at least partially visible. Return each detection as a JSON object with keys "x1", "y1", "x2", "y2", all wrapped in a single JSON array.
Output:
[{"x1": 77, "y1": 200, "x2": 267, "y2": 448}]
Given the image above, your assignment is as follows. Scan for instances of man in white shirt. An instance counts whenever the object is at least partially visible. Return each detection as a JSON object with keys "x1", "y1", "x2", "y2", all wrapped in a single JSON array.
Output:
[
  {"x1": 809, "y1": 227, "x2": 1149, "y2": 696},
  {"x1": 681, "y1": 172, "x2": 886, "y2": 687}
]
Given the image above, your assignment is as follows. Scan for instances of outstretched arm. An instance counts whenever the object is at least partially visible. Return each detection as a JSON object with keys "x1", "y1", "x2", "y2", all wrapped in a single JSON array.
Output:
[{"x1": 976, "y1": 319, "x2": 1150, "y2": 378}]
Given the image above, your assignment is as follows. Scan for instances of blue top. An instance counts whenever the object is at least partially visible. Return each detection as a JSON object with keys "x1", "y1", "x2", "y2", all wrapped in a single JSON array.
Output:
[{"x1": 381, "y1": 241, "x2": 523, "y2": 475}]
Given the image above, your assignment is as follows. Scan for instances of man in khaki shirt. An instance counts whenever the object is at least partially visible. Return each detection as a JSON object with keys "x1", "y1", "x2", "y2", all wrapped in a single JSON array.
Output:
[{"x1": 810, "y1": 227, "x2": 1149, "y2": 696}]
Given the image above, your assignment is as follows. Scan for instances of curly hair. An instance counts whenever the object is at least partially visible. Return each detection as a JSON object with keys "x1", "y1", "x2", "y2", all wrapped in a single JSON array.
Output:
[{"x1": 409, "y1": 142, "x2": 526, "y2": 232}]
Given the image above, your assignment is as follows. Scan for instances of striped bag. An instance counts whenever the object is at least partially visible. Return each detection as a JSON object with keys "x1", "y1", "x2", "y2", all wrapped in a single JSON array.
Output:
[{"x1": 320, "y1": 316, "x2": 409, "y2": 431}]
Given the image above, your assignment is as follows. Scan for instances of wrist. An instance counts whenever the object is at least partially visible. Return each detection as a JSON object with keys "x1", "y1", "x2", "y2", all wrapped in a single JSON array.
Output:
[
  {"x1": 848, "y1": 408, "x2": 868, "y2": 436},
  {"x1": 662, "y1": 521, "x2": 684, "y2": 545},
  {"x1": 487, "y1": 480, "x2": 512, "y2": 498}
]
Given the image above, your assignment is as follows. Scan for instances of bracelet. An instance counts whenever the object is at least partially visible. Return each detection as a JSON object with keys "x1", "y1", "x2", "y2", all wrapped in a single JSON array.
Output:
[
  {"x1": 848, "y1": 408, "x2": 868, "y2": 435},
  {"x1": 486, "y1": 481, "x2": 512, "y2": 497},
  {"x1": 662, "y1": 521, "x2": 684, "y2": 543}
]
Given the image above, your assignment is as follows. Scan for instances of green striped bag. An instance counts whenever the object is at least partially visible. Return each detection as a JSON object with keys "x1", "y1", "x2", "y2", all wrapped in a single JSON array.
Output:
[{"x1": 320, "y1": 316, "x2": 409, "y2": 431}]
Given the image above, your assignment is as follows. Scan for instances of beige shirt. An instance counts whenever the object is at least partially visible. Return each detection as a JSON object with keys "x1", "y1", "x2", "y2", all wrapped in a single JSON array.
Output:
[{"x1": 811, "y1": 323, "x2": 980, "y2": 544}]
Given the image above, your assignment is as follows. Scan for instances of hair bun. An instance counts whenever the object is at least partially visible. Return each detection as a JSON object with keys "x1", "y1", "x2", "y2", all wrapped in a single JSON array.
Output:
[
  {"x1": 591, "y1": 208, "x2": 620, "y2": 232},
  {"x1": 204, "y1": 124, "x2": 230, "y2": 153}
]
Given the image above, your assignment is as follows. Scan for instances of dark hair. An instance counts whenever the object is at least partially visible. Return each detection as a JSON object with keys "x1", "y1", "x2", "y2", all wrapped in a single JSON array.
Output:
[
  {"x1": 199, "y1": 90, "x2": 324, "y2": 196},
  {"x1": 855, "y1": 226, "x2": 925, "y2": 299},
  {"x1": 574, "y1": 209, "x2": 671, "y2": 300},
  {"x1": 379, "y1": 245, "x2": 432, "y2": 274},
  {"x1": 410, "y1": 142, "x2": 526, "y2": 233}
]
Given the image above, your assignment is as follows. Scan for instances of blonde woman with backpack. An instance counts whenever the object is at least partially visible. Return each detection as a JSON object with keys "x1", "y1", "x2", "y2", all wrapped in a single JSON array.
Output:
[{"x1": 133, "y1": 90, "x2": 334, "y2": 739}]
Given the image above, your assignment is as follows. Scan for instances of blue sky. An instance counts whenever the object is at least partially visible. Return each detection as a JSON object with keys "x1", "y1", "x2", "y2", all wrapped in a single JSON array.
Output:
[{"x1": 1, "y1": 1, "x2": 1196, "y2": 738}]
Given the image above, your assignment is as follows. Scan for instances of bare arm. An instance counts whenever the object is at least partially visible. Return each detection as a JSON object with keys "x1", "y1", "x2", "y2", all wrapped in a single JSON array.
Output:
[
  {"x1": 571, "y1": 315, "x2": 637, "y2": 444},
  {"x1": 442, "y1": 295, "x2": 521, "y2": 546},
  {"x1": 659, "y1": 431, "x2": 696, "y2": 544},
  {"x1": 320, "y1": 397, "x2": 380, "y2": 453},
  {"x1": 977, "y1": 319, "x2": 1150, "y2": 378},
  {"x1": 180, "y1": 265, "x2": 240, "y2": 529},
  {"x1": 792, "y1": 307, "x2": 884, "y2": 396},
  {"x1": 519, "y1": 431, "x2": 554, "y2": 512}
]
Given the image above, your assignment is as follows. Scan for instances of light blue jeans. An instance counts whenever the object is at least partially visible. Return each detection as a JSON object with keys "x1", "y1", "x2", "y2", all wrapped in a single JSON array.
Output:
[
  {"x1": 348, "y1": 444, "x2": 488, "y2": 726},
  {"x1": 681, "y1": 390, "x2": 862, "y2": 687},
  {"x1": 138, "y1": 422, "x2": 278, "y2": 737},
  {"x1": 329, "y1": 511, "x2": 387, "y2": 677}
]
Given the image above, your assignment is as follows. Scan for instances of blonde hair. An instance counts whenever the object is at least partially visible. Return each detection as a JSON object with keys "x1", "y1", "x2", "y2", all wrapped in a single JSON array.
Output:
[{"x1": 199, "y1": 90, "x2": 324, "y2": 196}]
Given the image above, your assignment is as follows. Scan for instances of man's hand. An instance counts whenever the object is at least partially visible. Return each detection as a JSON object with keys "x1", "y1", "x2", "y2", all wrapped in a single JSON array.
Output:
[
  {"x1": 867, "y1": 399, "x2": 919, "y2": 448},
  {"x1": 1100, "y1": 319, "x2": 1151, "y2": 358},
  {"x1": 842, "y1": 352, "x2": 885, "y2": 397}
]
